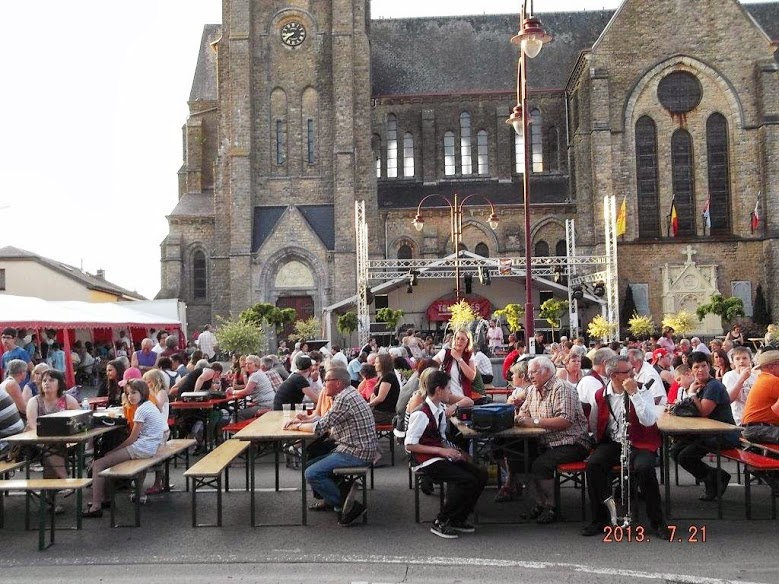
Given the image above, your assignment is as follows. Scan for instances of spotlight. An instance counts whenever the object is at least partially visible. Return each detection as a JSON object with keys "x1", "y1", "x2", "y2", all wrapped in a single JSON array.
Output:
[
  {"x1": 593, "y1": 281, "x2": 606, "y2": 298},
  {"x1": 553, "y1": 265, "x2": 564, "y2": 283},
  {"x1": 408, "y1": 270, "x2": 419, "y2": 286},
  {"x1": 464, "y1": 273, "x2": 473, "y2": 295},
  {"x1": 572, "y1": 285, "x2": 584, "y2": 301}
]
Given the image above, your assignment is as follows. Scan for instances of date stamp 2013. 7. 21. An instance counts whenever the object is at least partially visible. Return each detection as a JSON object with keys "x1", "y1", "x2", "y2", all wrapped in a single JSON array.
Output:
[{"x1": 602, "y1": 524, "x2": 708, "y2": 543}]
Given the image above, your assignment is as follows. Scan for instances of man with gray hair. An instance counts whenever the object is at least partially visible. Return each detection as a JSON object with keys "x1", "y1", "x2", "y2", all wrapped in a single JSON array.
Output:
[
  {"x1": 627, "y1": 348, "x2": 666, "y2": 405},
  {"x1": 260, "y1": 356, "x2": 284, "y2": 391},
  {"x1": 577, "y1": 348, "x2": 616, "y2": 405},
  {"x1": 514, "y1": 356, "x2": 591, "y2": 524}
]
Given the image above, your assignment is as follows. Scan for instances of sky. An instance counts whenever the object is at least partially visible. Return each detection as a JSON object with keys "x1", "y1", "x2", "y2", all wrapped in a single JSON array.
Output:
[{"x1": 0, "y1": 0, "x2": 768, "y2": 299}]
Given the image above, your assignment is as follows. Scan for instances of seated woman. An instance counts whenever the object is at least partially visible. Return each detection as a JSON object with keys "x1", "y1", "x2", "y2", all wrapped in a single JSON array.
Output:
[
  {"x1": 711, "y1": 349, "x2": 732, "y2": 380},
  {"x1": 724, "y1": 324, "x2": 744, "y2": 347},
  {"x1": 670, "y1": 352, "x2": 739, "y2": 502},
  {"x1": 22, "y1": 363, "x2": 50, "y2": 406},
  {"x1": 556, "y1": 352, "x2": 584, "y2": 389},
  {"x1": 369, "y1": 353, "x2": 401, "y2": 425},
  {"x1": 97, "y1": 359, "x2": 126, "y2": 407},
  {"x1": 357, "y1": 364, "x2": 378, "y2": 401},
  {"x1": 142, "y1": 369, "x2": 171, "y2": 495},
  {"x1": 25, "y1": 369, "x2": 80, "y2": 511},
  {"x1": 84, "y1": 379, "x2": 166, "y2": 517}
]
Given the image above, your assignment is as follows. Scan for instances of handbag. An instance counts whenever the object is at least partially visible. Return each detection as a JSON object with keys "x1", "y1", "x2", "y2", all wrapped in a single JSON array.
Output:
[
  {"x1": 471, "y1": 403, "x2": 515, "y2": 432},
  {"x1": 669, "y1": 397, "x2": 699, "y2": 417}
]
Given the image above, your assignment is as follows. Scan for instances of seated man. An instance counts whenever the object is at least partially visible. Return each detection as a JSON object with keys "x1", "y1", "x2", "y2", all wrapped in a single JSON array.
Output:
[
  {"x1": 405, "y1": 370, "x2": 487, "y2": 539},
  {"x1": 582, "y1": 355, "x2": 669, "y2": 538},
  {"x1": 284, "y1": 366, "x2": 376, "y2": 526},
  {"x1": 515, "y1": 356, "x2": 591, "y2": 524},
  {"x1": 234, "y1": 355, "x2": 275, "y2": 420},
  {"x1": 741, "y1": 349, "x2": 779, "y2": 444}
]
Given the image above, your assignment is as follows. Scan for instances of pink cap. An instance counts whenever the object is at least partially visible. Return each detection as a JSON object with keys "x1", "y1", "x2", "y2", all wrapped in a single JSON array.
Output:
[{"x1": 118, "y1": 367, "x2": 143, "y2": 387}]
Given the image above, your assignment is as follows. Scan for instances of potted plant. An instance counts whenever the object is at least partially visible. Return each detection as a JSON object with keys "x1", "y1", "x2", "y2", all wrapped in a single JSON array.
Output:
[
  {"x1": 662, "y1": 310, "x2": 696, "y2": 338},
  {"x1": 375, "y1": 308, "x2": 405, "y2": 344},
  {"x1": 627, "y1": 313, "x2": 655, "y2": 340},
  {"x1": 539, "y1": 298, "x2": 569, "y2": 343},
  {"x1": 696, "y1": 293, "x2": 745, "y2": 333},
  {"x1": 587, "y1": 314, "x2": 617, "y2": 342},
  {"x1": 494, "y1": 303, "x2": 524, "y2": 336},
  {"x1": 214, "y1": 317, "x2": 265, "y2": 357},
  {"x1": 336, "y1": 311, "x2": 359, "y2": 346}
]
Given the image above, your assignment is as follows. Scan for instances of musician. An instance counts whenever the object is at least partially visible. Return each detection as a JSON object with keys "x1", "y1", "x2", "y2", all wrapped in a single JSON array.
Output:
[{"x1": 581, "y1": 355, "x2": 670, "y2": 539}]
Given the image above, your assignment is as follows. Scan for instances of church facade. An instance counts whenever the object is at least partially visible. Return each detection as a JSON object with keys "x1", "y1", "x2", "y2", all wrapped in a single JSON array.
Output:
[{"x1": 160, "y1": 0, "x2": 779, "y2": 337}]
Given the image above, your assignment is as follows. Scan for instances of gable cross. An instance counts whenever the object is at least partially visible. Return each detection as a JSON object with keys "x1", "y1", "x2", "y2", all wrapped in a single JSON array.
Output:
[{"x1": 682, "y1": 245, "x2": 696, "y2": 265}]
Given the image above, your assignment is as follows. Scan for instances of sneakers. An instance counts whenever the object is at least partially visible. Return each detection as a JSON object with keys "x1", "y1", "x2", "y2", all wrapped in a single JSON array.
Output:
[
  {"x1": 535, "y1": 506, "x2": 556, "y2": 525},
  {"x1": 430, "y1": 519, "x2": 459, "y2": 539},
  {"x1": 338, "y1": 501, "x2": 367, "y2": 526},
  {"x1": 700, "y1": 469, "x2": 731, "y2": 501},
  {"x1": 581, "y1": 521, "x2": 607, "y2": 537},
  {"x1": 449, "y1": 519, "x2": 476, "y2": 533}
]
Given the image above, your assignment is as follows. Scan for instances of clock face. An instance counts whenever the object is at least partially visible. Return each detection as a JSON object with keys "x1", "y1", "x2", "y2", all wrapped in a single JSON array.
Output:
[{"x1": 281, "y1": 21, "x2": 306, "y2": 47}]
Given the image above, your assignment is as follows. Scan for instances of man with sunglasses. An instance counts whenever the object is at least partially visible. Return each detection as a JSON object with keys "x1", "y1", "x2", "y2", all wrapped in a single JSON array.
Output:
[
  {"x1": 582, "y1": 355, "x2": 669, "y2": 539},
  {"x1": 284, "y1": 366, "x2": 376, "y2": 526}
]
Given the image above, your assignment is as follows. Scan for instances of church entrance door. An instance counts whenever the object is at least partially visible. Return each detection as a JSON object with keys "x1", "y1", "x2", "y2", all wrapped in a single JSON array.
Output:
[{"x1": 276, "y1": 296, "x2": 314, "y2": 341}]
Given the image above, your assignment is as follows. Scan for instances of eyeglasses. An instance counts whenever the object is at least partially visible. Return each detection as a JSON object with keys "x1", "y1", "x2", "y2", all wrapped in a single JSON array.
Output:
[
  {"x1": 612, "y1": 369, "x2": 634, "y2": 375},
  {"x1": 323, "y1": 378, "x2": 340, "y2": 383}
]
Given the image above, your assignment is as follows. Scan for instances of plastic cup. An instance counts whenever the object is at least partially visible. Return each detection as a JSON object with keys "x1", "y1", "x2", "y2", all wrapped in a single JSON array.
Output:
[
  {"x1": 306, "y1": 402, "x2": 315, "y2": 416},
  {"x1": 294, "y1": 403, "x2": 305, "y2": 415}
]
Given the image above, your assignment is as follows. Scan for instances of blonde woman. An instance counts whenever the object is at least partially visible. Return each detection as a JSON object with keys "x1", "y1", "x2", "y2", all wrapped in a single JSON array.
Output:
[
  {"x1": 22, "y1": 362, "x2": 50, "y2": 405},
  {"x1": 556, "y1": 352, "x2": 584, "y2": 388},
  {"x1": 142, "y1": 369, "x2": 170, "y2": 495},
  {"x1": 433, "y1": 327, "x2": 478, "y2": 410}
]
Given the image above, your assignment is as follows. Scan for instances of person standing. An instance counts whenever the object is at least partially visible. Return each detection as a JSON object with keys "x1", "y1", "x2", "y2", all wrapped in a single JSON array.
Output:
[
  {"x1": 196, "y1": 325, "x2": 217, "y2": 361},
  {"x1": 581, "y1": 356, "x2": 669, "y2": 538},
  {"x1": 486, "y1": 320, "x2": 504, "y2": 355},
  {"x1": 405, "y1": 370, "x2": 487, "y2": 538},
  {"x1": 1, "y1": 328, "x2": 31, "y2": 379}
]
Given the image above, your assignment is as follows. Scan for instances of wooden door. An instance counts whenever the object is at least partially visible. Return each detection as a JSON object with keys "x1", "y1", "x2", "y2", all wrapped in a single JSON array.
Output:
[{"x1": 276, "y1": 296, "x2": 314, "y2": 341}]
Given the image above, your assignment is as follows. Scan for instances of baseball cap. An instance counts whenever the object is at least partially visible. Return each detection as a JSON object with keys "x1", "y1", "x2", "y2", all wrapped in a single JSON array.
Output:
[
  {"x1": 118, "y1": 367, "x2": 143, "y2": 387},
  {"x1": 651, "y1": 348, "x2": 669, "y2": 364}
]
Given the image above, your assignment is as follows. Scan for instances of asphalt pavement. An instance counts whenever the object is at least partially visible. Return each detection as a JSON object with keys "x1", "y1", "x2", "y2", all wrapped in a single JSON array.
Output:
[{"x1": 2, "y1": 402, "x2": 777, "y2": 584}]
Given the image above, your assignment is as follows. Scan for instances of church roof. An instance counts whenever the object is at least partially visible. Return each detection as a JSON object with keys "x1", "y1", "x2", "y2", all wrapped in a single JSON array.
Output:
[
  {"x1": 0, "y1": 246, "x2": 145, "y2": 300},
  {"x1": 190, "y1": 24, "x2": 221, "y2": 102},
  {"x1": 168, "y1": 192, "x2": 214, "y2": 218}
]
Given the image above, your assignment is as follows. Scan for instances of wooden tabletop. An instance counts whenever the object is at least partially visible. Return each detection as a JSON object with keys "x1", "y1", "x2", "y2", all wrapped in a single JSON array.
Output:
[
  {"x1": 656, "y1": 412, "x2": 742, "y2": 435},
  {"x1": 4, "y1": 425, "x2": 119, "y2": 444},
  {"x1": 234, "y1": 410, "x2": 315, "y2": 441},
  {"x1": 450, "y1": 416, "x2": 547, "y2": 439}
]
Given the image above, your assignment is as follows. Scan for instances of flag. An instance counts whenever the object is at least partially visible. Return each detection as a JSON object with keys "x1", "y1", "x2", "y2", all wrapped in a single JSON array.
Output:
[
  {"x1": 702, "y1": 196, "x2": 711, "y2": 232},
  {"x1": 616, "y1": 196, "x2": 627, "y2": 236},
  {"x1": 669, "y1": 198, "x2": 679, "y2": 237},
  {"x1": 751, "y1": 191, "x2": 761, "y2": 233}
]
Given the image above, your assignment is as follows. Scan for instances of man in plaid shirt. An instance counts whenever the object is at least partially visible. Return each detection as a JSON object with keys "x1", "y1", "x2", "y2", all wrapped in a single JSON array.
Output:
[
  {"x1": 285, "y1": 366, "x2": 377, "y2": 525},
  {"x1": 515, "y1": 356, "x2": 591, "y2": 524}
]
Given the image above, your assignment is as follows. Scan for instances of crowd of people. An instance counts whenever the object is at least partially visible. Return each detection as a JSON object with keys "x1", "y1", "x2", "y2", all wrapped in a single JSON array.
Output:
[{"x1": 2, "y1": 320, "x2": 779, "y2": 536}]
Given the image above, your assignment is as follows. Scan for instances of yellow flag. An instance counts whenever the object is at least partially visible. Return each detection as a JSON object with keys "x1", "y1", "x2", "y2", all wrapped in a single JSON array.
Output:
[{"x1": 615, "y1": 197, "x2": 627, "y2": 236}]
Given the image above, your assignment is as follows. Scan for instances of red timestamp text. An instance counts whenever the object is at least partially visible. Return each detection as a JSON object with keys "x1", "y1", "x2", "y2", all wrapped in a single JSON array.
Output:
[
  {"x1": 667, "y1": 524, "x2": 708, "y2": 543},
  {"x1": 602, "y1": 525, "x2": 648, "y2": 543}
]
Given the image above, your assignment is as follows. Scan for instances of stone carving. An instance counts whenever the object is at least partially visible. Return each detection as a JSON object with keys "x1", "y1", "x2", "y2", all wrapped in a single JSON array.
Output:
[{"x1": 661, "y1": 246, "x2": 721, "y2": 335}]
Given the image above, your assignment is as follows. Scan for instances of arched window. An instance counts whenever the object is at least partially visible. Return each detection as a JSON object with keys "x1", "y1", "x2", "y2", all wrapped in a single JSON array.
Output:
[
  {"x1": 555, "y1": 240, "x2": 567, "y2": 256},
  {"x1": 397, "y1": 244, "x2": 412, "y2": 260},
  {"x1": 534, "y1": 240, "x2": 549, "y2": 257},
  {"x1": 386, "y1": 114, "x2": 398, "y2": 178},
  {"x1": 706, "y1": 113, "x2": 731, "y2": 234},
  {"x1": 193, "y1": 250, "x2": 207, "y2": 299},
  {"x1": 477, "y1": 130, "x2": 488, "y2": 175},
  {"x1": 302, "y1": 87, "x2": 318, "y2": 165},
  {"x1": 514, "y1": 131, "x2": 525, "y2": 174},
  {"x1": 530, "y1": 109, "x2": 543, "y2": 173},
  {"x1": 547, "y1": 126, "x2": 559, "y2": 172},
  {"x1": 403, "y1": 132, "x2": 414, "y2": 177},
  {"x1": 444, "y1": 131, "x2": 456, "y2": 176},
  {"x1": 671, "y1": 129, "x2": 695, "y2": 236},
  {"x1": 635, "y1": 116, "x2": 660, "y2": 238},
  {"x1": 474, "y1": 242, "x2": 489, "y2": 257},
  {"x1": 372, "y1": 134, "x2": 382, "y2": 178},
  {"x1": 460, "y1": 112, "x2": 472, "y2": 175},
  {"x1": 271, "y1": 88, "x2": 287, "y2": 171}
]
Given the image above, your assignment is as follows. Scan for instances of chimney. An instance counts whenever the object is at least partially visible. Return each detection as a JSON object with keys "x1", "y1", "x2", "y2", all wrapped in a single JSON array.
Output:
[{"x1": 96, "y1": 269, "x2": 105, "y2": 279}]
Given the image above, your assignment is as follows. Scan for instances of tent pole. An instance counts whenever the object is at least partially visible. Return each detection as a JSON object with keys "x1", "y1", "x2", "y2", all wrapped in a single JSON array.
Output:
[{"x1": 62, "y1": 329, "x2": 75, "y2": 388}]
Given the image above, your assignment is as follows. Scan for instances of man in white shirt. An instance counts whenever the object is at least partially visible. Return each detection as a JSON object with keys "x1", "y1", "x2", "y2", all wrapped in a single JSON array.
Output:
[
  {"x1": 627, "y1": 348, "x2": 667, "y2": 406},
  {"x1": 196, "y1": 325, "x2": 217, "y2": 360},
  {"x1": 690, "y1": 337, "x2": 711, "y2": 355},
  {"x1": 152, "y1": 331, "x2": 169, "y2": 355},
  {"x1": 330, "y1": 345, "x2": 349, "y2": 368}
]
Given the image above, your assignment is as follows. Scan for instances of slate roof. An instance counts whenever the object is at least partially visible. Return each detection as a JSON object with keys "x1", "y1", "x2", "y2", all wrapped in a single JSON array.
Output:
[
  {"x1": 168, "y1": 192, "x2": 214, "y2": 218},
  {"x1": 745, "y1": 1, "x2": 779, "y2": 40},
  {"x1": 378, "y1": 176, "x2": 569, "y2": 209},
  {"x1": 190, "y1": 24, "x2": 221, "y2": 102},
  {"x1": 0, "y1": 246, "x2": 145, "y2": 301}
]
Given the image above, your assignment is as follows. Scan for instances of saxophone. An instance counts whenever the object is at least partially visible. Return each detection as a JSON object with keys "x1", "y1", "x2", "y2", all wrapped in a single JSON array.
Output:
[{"x1": 604, "y1": 391, "x2": 631, "y2": 527}]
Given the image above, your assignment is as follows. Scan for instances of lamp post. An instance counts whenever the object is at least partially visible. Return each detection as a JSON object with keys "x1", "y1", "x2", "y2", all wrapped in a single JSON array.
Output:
[
  {"x1": 412, "y1": 193, "x2": 499, "y2": 301},
  {"x1": 506, "y1": 0, "x2": 552, "y2": 348}
]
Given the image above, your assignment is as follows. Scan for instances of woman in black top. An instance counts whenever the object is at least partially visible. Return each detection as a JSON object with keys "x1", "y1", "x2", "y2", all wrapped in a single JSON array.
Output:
[
  {"x1": 369, "y1": 352, "x2": 400, "y2": 424},
  {"x1": 97, "y1": 359, "x2": 126, "y2": 407}
]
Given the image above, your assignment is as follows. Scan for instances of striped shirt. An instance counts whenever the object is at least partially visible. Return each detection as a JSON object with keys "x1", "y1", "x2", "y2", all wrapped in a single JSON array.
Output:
[
  {"x1": 0, "y1": 382, "x2": 24, "y2": 438},
  {"x1": 314, "y1": 386, "x2": 377, "y2": 463},
  {"x1": 519, "y1": 375, "x2": 591, "y2": 450}
]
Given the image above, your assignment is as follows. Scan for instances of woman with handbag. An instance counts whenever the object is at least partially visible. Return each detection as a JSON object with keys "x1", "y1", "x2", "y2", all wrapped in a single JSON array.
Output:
[
  {"x1": 670, "y1": 352, "x2": 739, "y2": 501},
  {"x1": 433, "y1": 327, "x2": 479, "y2": 412}
]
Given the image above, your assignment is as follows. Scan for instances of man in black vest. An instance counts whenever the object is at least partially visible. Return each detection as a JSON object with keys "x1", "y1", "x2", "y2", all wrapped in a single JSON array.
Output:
[{"x1": 405, "y1": 370, "x2": 487, "y2": 539}]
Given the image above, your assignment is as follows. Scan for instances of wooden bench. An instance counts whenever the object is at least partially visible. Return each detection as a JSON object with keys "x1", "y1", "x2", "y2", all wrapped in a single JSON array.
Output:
[
  {"x1": 721, "y1": 448, "x2": 779, "y2": 519},
  {"x1": 183, "y1": 439, "x2": 250, "y2": 527},
  {"x1": 375, "y1": 423, "x2": 395, "y2": 466},
  {"x1": 0, "y1": 460, "x2": 25, "y2": 480},
  {"x1": 332, "y1": 466, "x2": 368, "y2": 524},
  {"x1": 99, "y1": 438, "x2": 196, "y2": 527},
  {"x1": 0, "y1": 478, "x2": 92, "y2": 550},
  {"x1": 554, "y1": 461, "x2": 588, "y2": 522}
]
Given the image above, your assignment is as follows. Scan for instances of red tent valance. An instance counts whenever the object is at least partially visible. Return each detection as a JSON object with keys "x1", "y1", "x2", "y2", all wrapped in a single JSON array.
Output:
[{"x1": 425, "y1": 295, "x2": 492, "y2": 322}]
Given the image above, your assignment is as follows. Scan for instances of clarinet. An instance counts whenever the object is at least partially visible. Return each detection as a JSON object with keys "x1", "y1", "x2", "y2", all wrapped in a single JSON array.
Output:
[{"x1": 604, "y1": 390, "x2": 633, "y2": 527}]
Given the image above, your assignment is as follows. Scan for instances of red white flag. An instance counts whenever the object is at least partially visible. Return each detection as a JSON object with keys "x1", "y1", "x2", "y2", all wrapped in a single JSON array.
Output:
[{"x1": 751, "y1": 191, "x2": 761, "y2": 233}]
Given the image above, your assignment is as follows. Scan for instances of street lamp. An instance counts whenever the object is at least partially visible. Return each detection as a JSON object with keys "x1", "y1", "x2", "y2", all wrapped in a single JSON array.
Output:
[
  {"x1": 412, "y1": 193, "x2": 499, "y2": 301},
  {"x1": 506, "y1": 0, "x2": 552, "y2": 348}
]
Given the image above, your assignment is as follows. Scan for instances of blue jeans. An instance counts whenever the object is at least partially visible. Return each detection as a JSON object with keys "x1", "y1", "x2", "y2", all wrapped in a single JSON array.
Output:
[{"x1": 304, "y1": 451, "x2": 367, "y2": 508}]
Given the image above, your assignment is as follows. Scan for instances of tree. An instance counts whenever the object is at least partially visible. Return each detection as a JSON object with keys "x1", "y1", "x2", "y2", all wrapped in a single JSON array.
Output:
[
  {"x1": 753, "y1": 284, "x2": 771, "y2": 326},
  {"x1": 214, "y1": 318, "x2": 265, "y2": 356},
  {"x1": 288, "y1": 317, "x2": 321, "y2": 342},
  {"x1": 539, "y1": 298, "x2": 569, "y2": 342},
  {"x1": 620, "y1": 285, "x2": 638, "y2": 331},
  {"x1": 628, "y1": 313, "x2": 655, "y2": 339},
  {"x1": 662, "y1": 310, "x2": 696, "y2": 338},
  {"x1": 336, "y1": 312, "x2": 359, "y2": 345},
  {"x1": 449, "y1": 300, "x2": 479, "y2": 331},
  {"x1": 375, "y1": 308, "x2": 405, "y2": 337},
  {"x1": 494, "y1": 304, "x2": 524, "y2": 334},
  {"x1": 587, "y1": 314, "x2": 617, "y2": 341},
  {"x1": 696, "y1": 293, "x2": 745, "y2": 332}
]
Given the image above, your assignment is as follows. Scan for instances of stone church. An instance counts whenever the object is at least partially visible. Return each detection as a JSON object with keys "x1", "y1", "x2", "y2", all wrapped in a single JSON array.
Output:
[{"x1": 160, "y1": 0, "x2": 779, "y2": 338}]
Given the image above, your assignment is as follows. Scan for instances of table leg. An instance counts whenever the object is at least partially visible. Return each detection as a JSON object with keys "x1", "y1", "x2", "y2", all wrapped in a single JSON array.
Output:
[
  {"x1": 716, "y1": 448, "x2": 723, "y2": 520},
  {"x1": 301, "y1": 444, "x2": 307, "y2": 526},
  {"x1": 249, "y1": 443, "x2": 256, "y2": 527},
  {"x1": 274, "y1": 442, "x2": 280, "y2": 492},
  {"x1": 663, "y1": 434, "x2": 671, "y2": 518},
  {"x1": 75, "y1": 443, "x2": 84, "y2": 530}
]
